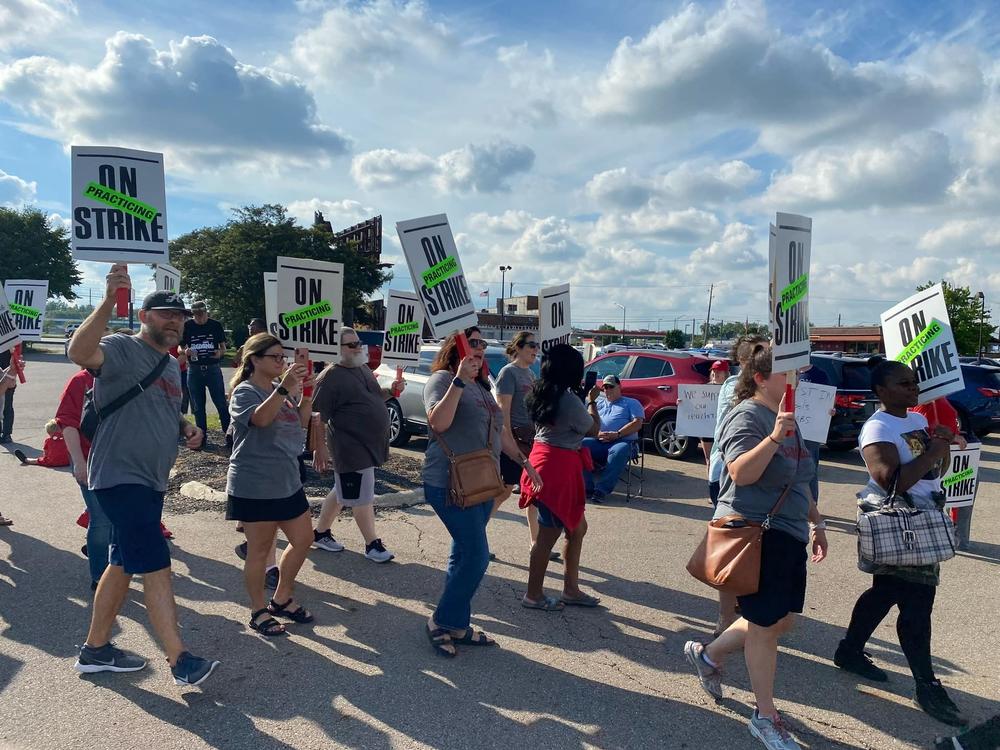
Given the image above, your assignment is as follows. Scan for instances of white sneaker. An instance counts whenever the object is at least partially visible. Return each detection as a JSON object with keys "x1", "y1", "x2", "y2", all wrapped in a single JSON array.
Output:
[
  {"x1": 365, "y1": 538, "x2": 394, "y2": 563},
  {"x1": 313, "y1": 529, "x2": 344, "y2": 552},
  {"x1": 749, "y1": 710, "x2": 801, "y2": 750}
]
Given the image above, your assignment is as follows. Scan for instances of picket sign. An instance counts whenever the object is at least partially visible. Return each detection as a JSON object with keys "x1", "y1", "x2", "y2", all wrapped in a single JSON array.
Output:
[
  {"x1": 769, "y1": 213, "x2": 812, "y2": 374},
  {"x1": 539, "y1": 283, "x2": 571, "y2": 355},
  {"x1": 155, "y1": 264, "x2": 180, "y2": 294},
  {"x1": 395, "y1": 214, "x2": 478, "y2": 338},
  {"x1": 263, "y1": 272, "x2": 278, "y2": 338},
  {"x1": 941, "y1": 442, "x2": 981, "y2": 509},
  {"x1": 880, "y1": 284, "x2": 965, "y2": 404},
  {"x1": 794, "y1": 382, "x2": 837, "y2": 444},
  {"x1": 275, "y1": 257, "x2": 343, "y2": 362},
  {"x1": 0, "y1": 285, "x2": 22, "y2": 355},
  {"x1": 382, "y1": 290, "x2": 424, "y2": 369},
  {"x1": 676, "y1": 384, "x2": 722, "y2": 438},
  {"x1": 2, "y1": 280, "x2": 48, "y2": 341}
]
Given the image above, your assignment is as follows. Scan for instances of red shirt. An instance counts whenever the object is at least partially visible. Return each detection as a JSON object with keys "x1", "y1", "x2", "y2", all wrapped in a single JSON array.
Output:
[
  {"x1": 911, "y1": 398, "x2": 961, "y2": 435},
  {"x1": 36, "y1": 434, "x2": 71, "y2": 467},
  {"x1": 169, "y1": 345, "x2": 188, "y2": 372},
  {"x1": 54, "y1": 369, "x2": 94, "y2": 461}
]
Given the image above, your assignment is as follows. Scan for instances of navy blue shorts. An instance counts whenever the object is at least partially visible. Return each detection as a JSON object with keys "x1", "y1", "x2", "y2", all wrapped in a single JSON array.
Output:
[
  {"x1": 737, "y1": 528, "x2": 807, "y2": 627},
  {"x1": 94, "y1": 484, "x2": 171, "y2": 575},
  {"x1": 534, "y1": 501, "x2": 565, "y2": 530}
]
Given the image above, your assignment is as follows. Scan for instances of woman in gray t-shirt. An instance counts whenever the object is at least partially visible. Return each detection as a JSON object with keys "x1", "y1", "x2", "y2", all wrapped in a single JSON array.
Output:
[
  {"x1": 422, "y1": 326, "x2": 542, "y2": 658},
  {"x1": 683, "y1": 343, "x2": 828, "y2": 745},
  {"x1": 226, "y1": 333, "x2": 315, "y2": 637}
]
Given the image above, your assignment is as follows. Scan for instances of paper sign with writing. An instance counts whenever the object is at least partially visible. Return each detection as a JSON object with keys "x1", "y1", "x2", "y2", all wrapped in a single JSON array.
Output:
[
  {"x1": 0, "y1": 285, "x2": 23, "y2": 354},
  {"x1": 396, "y1": 214, "x2": 478, "y2": 338},
  {"x1": 275, "y1": 256, "x2": 343, "y2": 361},
  {"x1": 382, "y1": 289, "x2": 425, "y2": 368},
  {"x1": 794, "y1": 382, "x2": 837, "y2": 444},
  {"x1": 676, "y1": 384, "x2": 722, "y2": 438},
  {"x1": 155, "y1": 264, "x2": 180, "y2": 294},
  {"x1": 539, "y1": 283, "x2": 571, "y2": 355},
  {"x1": 71, "y1": 146, "x2": 169, "y2": 263},
  {"x1": 941, "y1": 443, "x2": 980, "y2": 509},
  {"x1": 770, "y1": 213, "x2": 812, "y2": 372},
  {"x1": 2, "y1": 279, "x2": 48, "y2": 342},
  {"x1": 881, "y1": 284, "x2": 964, "y2": 403}
]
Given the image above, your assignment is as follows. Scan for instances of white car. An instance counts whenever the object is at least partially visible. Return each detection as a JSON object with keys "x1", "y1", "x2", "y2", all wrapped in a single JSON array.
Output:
[{"x1": 375, "y1": 343, "x2": 540, "y2": 446}]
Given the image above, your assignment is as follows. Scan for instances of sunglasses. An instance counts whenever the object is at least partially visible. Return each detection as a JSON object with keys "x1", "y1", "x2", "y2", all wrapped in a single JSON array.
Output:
[
  {"x1": 602, "y1": 383, "x2": 618, "y2": 389},
  {"x1": 468, "y1": 339, "x2": 487, "y2": 350},
  {"x1": 520, "y1": 341, "x2": 539, "y2": 349},
  {"x1": 255, "y1": 353, "x2": 286, "y2": 363},
  {"x1": 343, "y1": 341, "x2": 363, "y2": 349}
]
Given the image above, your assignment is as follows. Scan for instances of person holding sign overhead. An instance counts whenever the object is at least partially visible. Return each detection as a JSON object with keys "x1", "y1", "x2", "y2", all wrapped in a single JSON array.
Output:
[{"x1": 422, "y1": 326, "x2": 543, "y2": 657}]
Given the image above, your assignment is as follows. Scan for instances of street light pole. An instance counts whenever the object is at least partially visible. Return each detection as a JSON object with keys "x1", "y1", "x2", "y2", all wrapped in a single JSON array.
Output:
[
  {"x1": 614, "y1": 302, "x2": 625, "y2": 343},
  {"x1": 977, "y1": 291, "x2": 986, "y2": 360},
  {"x1": 499, "y1": 265, "x2": 512, "y2": 341}
]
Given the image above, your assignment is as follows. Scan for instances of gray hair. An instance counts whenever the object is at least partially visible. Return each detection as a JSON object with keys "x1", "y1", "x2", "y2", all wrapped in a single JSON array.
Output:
[{"x1": 339, "y1": 326, "x2": 358, "y2": 343}]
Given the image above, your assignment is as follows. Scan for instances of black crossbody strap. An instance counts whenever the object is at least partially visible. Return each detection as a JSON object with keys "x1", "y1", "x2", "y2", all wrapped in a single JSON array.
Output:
[{"x1": 97, "y1": 354, "x2": 171, "y2": 421}]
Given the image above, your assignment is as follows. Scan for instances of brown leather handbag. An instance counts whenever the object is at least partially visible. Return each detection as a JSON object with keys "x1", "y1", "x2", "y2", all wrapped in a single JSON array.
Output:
[
  {"x1": 433, "y1": 396, "x2": 506, "y2": 509},
  {"x1": 685, "y1": 485, "x2": 794, "y2": 596}
]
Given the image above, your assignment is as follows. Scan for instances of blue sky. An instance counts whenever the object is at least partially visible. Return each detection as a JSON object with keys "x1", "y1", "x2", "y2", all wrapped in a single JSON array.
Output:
[{"x1": 2, "y1": 0, "x2": 999, "y2": 331}]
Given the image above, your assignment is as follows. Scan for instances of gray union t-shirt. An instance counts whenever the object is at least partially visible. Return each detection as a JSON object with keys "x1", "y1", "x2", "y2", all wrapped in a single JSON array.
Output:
[
  {"x1": 495, "y1": 363, "x2": 535, "y2": 429},
  {"x1": 714, "y1": 399, "x2": 815, "y2": 543},
  {"x1": 227, "y1": 381, "x2": 305, "y2": 499},
  {"x1": 88, "y1": 334, "x2": 183, "y2": 492},
  {"x1": 423, "y1": 371, "x2": 502, "y2": 488},
  {"x1": 535, "y1": 390, "x2": 594, "y2": 450}
]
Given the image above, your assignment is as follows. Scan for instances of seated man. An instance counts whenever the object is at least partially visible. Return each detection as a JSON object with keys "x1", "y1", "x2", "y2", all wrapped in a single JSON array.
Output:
[{"x1": 582, "y1": 375, "x2": 645, "y2": 502}]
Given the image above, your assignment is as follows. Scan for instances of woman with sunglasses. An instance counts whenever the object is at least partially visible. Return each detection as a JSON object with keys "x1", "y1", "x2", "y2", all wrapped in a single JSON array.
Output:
[
  {"x1": 423, "y1": 326, "x2": 543, "y2": 657},
  {"x1": 227, "y1": 333, "x2": 316, "y2": 637},
  {"x1": 496, "y1": 331, "x2": 557, "y2": 558}
]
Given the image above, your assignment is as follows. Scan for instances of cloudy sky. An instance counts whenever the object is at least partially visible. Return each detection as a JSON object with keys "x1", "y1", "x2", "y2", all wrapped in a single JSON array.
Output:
[{"x1": 1, "y1": 0, "x2": 998, "y2": 332}]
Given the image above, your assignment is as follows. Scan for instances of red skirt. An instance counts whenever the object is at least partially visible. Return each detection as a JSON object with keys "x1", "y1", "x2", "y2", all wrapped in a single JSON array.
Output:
[{"x1": 519, "y1": 442, "x2": 593, "y2": 532}]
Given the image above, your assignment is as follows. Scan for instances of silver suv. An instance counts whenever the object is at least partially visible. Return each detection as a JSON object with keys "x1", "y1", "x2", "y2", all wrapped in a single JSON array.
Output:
[{"x1": 375, "y1": 344, "x2": 539, "y2": 446}]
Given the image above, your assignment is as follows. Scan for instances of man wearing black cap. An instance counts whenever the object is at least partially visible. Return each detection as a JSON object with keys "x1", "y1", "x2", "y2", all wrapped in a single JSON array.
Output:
[
  {"x1": 67, "y1": 264, "x2": 219, "y2": 687},
  {"x1": 182, "y1": 300, "x2": 230, "y2": 445}
]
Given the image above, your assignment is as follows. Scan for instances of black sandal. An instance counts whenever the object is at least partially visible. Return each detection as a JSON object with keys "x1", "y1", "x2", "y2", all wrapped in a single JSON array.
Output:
[
  {"x1": 268, "y1": 598, "x2": 314, "y2": 623},
  {"x1": 426, "y1": 626, "x2": 456, "y2": 658},
  {"x1": 249, "y1": 608, "x2": 286, "y2": 637},
  {"x1": 453, "y1": 628, "x2": 496, "y2": 647}
]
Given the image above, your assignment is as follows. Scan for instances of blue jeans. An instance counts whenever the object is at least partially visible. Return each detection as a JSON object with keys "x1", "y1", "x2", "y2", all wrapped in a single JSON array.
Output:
[
  {"x1": 80, "y1": 482, "x2": 111, "y2": 584},
  {"x1": 582, "y1": 438, "x2": 635, "y2": 496},
  {"x1": 805, "y1": 440, "x2": 821, "y2": 504},
  {"x1": 187, "y1": 363, "x2": 230, "y2": 436},
  {"x1": 424, "y1": 484, "x2": 492, "y2": 631}
]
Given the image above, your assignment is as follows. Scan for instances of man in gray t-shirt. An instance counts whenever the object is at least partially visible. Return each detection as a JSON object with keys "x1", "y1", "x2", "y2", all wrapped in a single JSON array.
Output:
[{"x1": 67, "y1": 269, "x2": 217, "y2": 687}]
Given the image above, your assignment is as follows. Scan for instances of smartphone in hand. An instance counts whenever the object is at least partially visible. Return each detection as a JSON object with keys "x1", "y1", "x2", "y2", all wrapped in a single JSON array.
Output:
[
  {"x1": 584, "y1": 370, "x2": 598, "y2": 391},
  {"x1": 295, "y1": 347, "x2": 313, "y2": 397}
]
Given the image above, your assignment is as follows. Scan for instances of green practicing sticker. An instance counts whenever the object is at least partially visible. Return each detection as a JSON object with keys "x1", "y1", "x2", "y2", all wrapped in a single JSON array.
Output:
[
  {"x1": 942, "y1": 467, "x2": 975, "y2": 488},
  {"x1": 9, "y1": 302, "x2": 40, "y2": 319},
  {"x1": 779, "y1": 273, "x2": 808, "y2": 312},
  {"x1": 83, "y1": 181, "x2": 159, "y2": 222},
  {"x1": 388, "y1": 321, "x2": 420, "y2": 337},
  {"x1": 895, "y1": 319, "x2": 943, "y2": 365},
  {"x1": 421, "y1": 256, "x2": 459, "y2": 289},
  {"x1": 282, "y1": 300, "x2": 332, "y2": 328}
]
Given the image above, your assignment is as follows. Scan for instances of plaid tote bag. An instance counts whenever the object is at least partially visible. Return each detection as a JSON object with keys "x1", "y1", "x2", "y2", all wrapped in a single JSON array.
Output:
[{"x1": 856, "y1": 468, "x2": 956, "y2": 568}]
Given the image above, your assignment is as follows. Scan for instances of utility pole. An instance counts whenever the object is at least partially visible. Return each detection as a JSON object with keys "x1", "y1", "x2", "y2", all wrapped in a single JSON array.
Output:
[
  {"x1": 837, "y1": 313, "x2": 842, "y2": 327},
  {"x1": 499, "y1": 265, "x2": 512, "y2": 341},
  {"x1": 692, "y1": 318, "x2": 696, "y2": 346},
  {"x1": 704, "y1": 283, "x2": 714, "y2": 347}
]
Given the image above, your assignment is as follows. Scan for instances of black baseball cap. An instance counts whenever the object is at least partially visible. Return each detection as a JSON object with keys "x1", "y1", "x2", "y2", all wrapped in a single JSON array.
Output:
[{"x1": 141, "y1": 291, "x2": 192, "y2": 316}]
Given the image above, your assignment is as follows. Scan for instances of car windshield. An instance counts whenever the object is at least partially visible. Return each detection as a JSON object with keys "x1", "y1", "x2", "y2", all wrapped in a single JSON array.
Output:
[
  {"x1": 962, "y1": 365, "x2": 1000, "y2": 388},
  {"x1": 840, "y1": 363, "x2": 873, "y2": 391}
]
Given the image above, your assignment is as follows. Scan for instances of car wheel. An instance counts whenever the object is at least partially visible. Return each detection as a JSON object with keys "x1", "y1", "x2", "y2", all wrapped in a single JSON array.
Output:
[
  {"x1": 652, "y1": 413, "x2": 691, "y2": 459},
  {"x1": 386, "y1": 400, "x2": 410, "y2": 447}
]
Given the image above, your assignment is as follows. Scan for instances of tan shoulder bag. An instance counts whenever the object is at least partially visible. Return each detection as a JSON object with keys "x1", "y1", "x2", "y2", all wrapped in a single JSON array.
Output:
[{"x1": 432, "y1": 385, "x2": 506, "y2": 509}]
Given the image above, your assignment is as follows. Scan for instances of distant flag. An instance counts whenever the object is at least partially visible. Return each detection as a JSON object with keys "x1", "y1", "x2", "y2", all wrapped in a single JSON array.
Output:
[{"x1": 479, "y1": 290, "x2": 489, "y2": 297}]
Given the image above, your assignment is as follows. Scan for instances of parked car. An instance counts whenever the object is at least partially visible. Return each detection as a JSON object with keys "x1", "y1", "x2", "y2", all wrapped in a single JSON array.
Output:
[
  {"x1": 374, "y1": 343, "x2": 540, "y2": 446},
  {"x1": 583, "y1": 349, "x2": 718, "y2": 458},
  {"x1": 949, "y1": 364, "x2": 1000, "y2": 436},
  {"x1": 959, "y1": 356, "x2": 1000, "y2": 368},
  {"x1": 806, "y1": 354, "x2": 881, "y2": 451}
]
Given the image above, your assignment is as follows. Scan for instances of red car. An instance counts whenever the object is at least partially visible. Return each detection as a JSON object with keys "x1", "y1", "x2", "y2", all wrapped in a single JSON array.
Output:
[{"x1": 584, "y1": 350, "x2": 717, "y2": 458}]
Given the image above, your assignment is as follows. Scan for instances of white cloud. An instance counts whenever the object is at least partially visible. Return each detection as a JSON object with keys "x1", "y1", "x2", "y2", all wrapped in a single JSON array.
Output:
[
  {"x1": 585, "y1": 160, "x2": 759, "y2": 209},
  {"x1": 918, "y1": 218, "x2": 1000, "y2": 252},
  {"x1": 0, "y1": 169, "x2": 37, "y2": 207},
  {"x1": 586, "y1": 0, "x2": 984, "y2": 152},
  {"x1": 467, "y1": 209, "x2": 535, "y2": 234},
  {"x1": 351, "y1": 140, "x2": 534, "y2": 193},
  {"x1": 288, "y1": 0, "x2": 454, "y2": 83},
  {"x1": 760, "y1": 131, "x2": 956, "y2": 211},
  {"x1": 683, "y1": 222, "x2": 765, "y2": 274},
  {"x1": 596, "y1": 202, "x2": 720, "y2": 242},
  {"x1": 0, "y1": 33, "x2": 349, "y2": 170},
  {"x1": 0, "y1": 0, "x2": 76, "y2": 51},
  {"x1": 286, "y1": 198, "x2": 376, "y2": 228}
]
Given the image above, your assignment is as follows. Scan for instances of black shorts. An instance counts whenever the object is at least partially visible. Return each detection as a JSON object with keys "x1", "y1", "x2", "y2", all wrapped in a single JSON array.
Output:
[
  {"x1": 95, "y1": 484, "x2": 170, "y2": 575},
  {"x1": 708, "y1": 480, "x2": 720, "y2": 506},
  {"x1": 737, "y1": 528, "x2": 807, "y2": 627},
  {"x1": 500, "y1": 453, "x2": 523, "y2": 485},
  {"x1": 226, "y1": 487, "x2": 309, "y2": 523}
]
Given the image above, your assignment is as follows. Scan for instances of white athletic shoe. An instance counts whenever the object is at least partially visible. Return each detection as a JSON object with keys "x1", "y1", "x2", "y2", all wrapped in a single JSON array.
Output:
[
  {"x1": 364, "y1": 538, "x2": 394, "y2": 563},
  {"x1": 313, "y1": 529, "x2": 345, "y2": 552}
]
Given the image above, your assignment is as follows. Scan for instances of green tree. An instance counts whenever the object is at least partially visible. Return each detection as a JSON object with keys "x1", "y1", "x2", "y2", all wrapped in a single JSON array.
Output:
[
  {"x1": 0, "y1": 207, "x2": 82, "y2": 299},
  {"x1": 170, "y1": 205, "x2": 392, "y2": 344},
  {"x1": 664, "y1": 329, "x2": 686, "y2": 348},
  {"x1": 916, "y1": 281, "x2": 995, "y2": 356}
]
